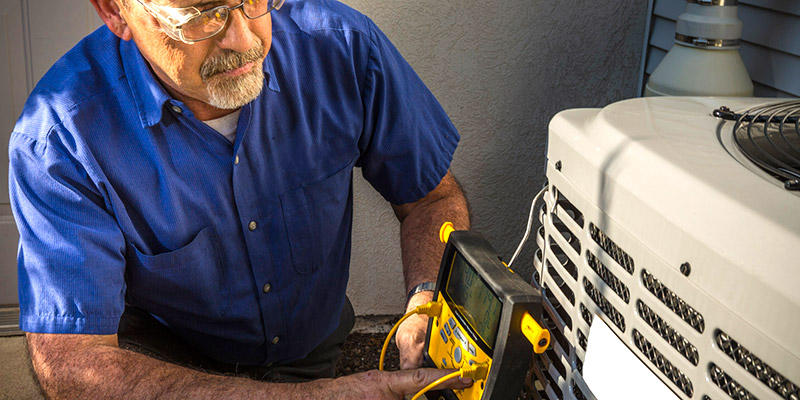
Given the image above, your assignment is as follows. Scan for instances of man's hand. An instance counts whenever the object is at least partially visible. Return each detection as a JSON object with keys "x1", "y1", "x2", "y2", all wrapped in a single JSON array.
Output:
[
  {"x1": 331, "y1": 367, "x2": 472, "y2": 399},
  {"x1": 396, "y1": 291, "x2": 435, "y2": 369}
]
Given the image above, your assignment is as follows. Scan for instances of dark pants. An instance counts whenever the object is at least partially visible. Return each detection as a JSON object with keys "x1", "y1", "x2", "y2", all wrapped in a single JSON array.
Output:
[{"x1": 117, "y1": 297, "x2": 355, "y2": 383}]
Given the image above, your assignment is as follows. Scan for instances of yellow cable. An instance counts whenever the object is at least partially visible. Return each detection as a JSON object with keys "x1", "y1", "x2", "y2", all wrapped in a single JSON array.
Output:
[
  {"x1": 379, "y1": 301, "x2": 443, "y2": 371},
  {"x1": 460, "y1": 363, "x2": 489, "y2": 381},
  {"x1": 410, "y1": 370, "x2": 462, "y2": 400},
  {"x1": 410, "y1": 363, "x2": 489, "y2": 400}
]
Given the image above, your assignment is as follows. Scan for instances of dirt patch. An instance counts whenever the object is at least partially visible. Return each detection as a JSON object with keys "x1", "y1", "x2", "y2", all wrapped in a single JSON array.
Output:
[{"x1": 335, "y1": 332, "x2": 400, "y2": 376}]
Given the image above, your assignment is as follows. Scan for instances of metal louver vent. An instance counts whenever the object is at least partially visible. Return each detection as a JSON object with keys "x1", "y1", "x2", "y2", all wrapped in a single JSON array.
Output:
[
  {"x1": 0, "y1": 307, "x2": 22, "y2": 337},
  {"x1": 636, "y1": 300, "x2": 699, "y2": 365},
  {"x1": 577, "y1": 328, "x2": 587, "y2": 350},
  {"x1": 588, "y1": 223, "x2": 634, "y2": 274},
  {"x1": 642, "y1": 270, "x2": 705, "y2": 333},
  {"x1": 545, "y1": 347, "x2": 567, "y2": 377},
  {"x1": 710, "y1": 363, "x2": 759, "y2": 400},
  {"x1": 716, "y1": 331, "x2": 799, "y2": 400},
  {"x1": 547, "y1": 259, "x2": 575, "y2": 305},
  {"x1": 633, "y1": 329, "x2": 694, "y2": 398},
  {"x1": 582, "y1": 278, "x2": 625, "y2": 332},
  {"x1": 579, "y1": 303, "x2": 592, "y2": 327},
  {"x1": 586, "y1": 251, "x2": 630, "y2": 303},
  {"x1": 549, "y1": 238, "x2": 578, "y2": 280},
  {"x1": 572, "y1": 381, "x2": 588, "y2": 400},
  {"x1": 544, "y1": 282, "x2": 573, "y2": 330},
  {"x1": 532, "y1": 349, "x2": 563, "y2": 399},
  {"x1": 543, "y1": 303, "x2": 570, "y2": 354},
  {"x1": 555, "y1": 188, "x2": 585, "y2": 228},
  {"x1": 541, "y1": 352, "x2": 564, "y2": 399},
  {"x1": 552, "y1": 212, "x2": 581, "y2": 254}
]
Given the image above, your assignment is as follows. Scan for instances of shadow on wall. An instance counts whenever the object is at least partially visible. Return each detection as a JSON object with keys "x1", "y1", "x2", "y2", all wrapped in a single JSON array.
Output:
[{"x1": 345, "y1": 0, "x2": 648, "y2": 315}]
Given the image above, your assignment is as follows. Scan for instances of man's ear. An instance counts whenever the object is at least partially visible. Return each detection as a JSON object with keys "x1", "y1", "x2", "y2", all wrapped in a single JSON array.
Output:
[{"x1": 89, "y1": 0, "x2": 132, "y2": 41}]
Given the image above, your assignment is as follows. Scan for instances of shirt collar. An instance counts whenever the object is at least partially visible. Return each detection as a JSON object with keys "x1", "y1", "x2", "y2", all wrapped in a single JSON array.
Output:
[
  {"x1": 121, "y1": 39, "x2": 281, "y2": 129},
  {"x1": 264, "y1": 51, "x2": 281, "y2": 93},
  {"x1": 121, "y1": 38, "x2": 172, "y2": 128}
]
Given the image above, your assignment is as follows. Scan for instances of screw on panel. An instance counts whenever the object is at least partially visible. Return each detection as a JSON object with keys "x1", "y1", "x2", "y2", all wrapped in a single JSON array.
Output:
[
  {"x1": 555, "y1": 160, "x2": 562, "y2": 171},
  {"x1": 680, "y1": 262, "x2": 691, "y2": 277}
]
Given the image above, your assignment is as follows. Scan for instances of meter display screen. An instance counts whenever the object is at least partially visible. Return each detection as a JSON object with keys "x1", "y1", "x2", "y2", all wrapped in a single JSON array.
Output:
[{"x1": 445, "y1": 252, "x2": 503, "y2": 350}]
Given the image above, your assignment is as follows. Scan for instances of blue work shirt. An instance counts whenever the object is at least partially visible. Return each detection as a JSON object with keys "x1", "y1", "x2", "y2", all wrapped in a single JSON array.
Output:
[{"x1": 9, "y1": 0, "x2": 458, "y2": 366}]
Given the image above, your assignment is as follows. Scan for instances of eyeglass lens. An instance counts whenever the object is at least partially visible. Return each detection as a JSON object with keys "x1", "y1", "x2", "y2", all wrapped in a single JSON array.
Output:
[{"x1": 182, "y1": 0, "x2": 277, "y2": 41}]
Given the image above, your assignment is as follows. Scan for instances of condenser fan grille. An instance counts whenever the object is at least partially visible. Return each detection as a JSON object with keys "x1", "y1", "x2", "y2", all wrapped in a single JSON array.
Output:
[{"x1": 714, "y1": 100, "x2": 800, "y2": 190}]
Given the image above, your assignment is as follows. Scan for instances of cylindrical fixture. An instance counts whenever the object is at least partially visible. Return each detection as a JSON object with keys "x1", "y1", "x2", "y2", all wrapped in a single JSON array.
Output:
[
  {"x1": 675, "y1": 0, "x2": 742, "y2": 48},
  {"x1": 644, "y1": 0, "x2": 753, "y2": 97}
]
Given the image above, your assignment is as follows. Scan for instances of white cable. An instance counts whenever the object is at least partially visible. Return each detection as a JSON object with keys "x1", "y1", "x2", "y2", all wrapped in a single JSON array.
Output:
[{"x1": 507, "y1": 185, "x2": 548, "y2": 269}]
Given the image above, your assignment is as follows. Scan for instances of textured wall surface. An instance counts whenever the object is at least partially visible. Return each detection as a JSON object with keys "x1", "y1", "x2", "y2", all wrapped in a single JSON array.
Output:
[{"x1": 344, "y1": 0, "x2": 648, "y2": 315}]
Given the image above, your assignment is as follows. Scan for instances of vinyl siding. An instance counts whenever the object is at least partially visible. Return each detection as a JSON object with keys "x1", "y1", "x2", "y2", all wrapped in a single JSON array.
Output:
[{"x1": 640, "y1": 0, "x2": 800, "y2": 97}]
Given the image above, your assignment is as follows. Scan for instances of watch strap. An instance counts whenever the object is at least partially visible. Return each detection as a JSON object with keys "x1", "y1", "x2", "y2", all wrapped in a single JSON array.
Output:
[{"x1": 406, "y1": 281, "x2": 436, "y2": 303}]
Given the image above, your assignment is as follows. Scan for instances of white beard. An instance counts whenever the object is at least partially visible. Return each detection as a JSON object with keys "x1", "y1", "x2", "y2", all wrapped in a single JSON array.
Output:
[{"x1": 205, "y1": 66, "x2": 265, "y2": 110}]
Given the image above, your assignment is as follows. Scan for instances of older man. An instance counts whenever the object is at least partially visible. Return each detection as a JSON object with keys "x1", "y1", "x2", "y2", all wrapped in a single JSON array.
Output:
[{"x1": 9, "y1": 0, "x2": 470, "y2": 397}]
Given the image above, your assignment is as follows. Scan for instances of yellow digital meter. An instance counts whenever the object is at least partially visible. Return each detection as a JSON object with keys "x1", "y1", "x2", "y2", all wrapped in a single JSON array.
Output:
[{"x1": 423, "y1": 226, "x2": 549, "y2": 400}]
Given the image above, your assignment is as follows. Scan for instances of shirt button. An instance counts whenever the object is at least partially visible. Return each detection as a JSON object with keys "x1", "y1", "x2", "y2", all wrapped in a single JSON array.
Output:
[
  {"x1": 234, "y1": 155, "x2": 239, "y2": 165},
  {"x1": 272, "y1": 336, "x2": 280, "y2": 345},
  {"x1": 262, "y1": 283, "x2": 272, "y2": 293},
  {"x1": 171, "y1": 105, "x2": 182, "y2": 114},
  {"x1": 248, "y1": 221, "x2": 257, "y2": 231}
]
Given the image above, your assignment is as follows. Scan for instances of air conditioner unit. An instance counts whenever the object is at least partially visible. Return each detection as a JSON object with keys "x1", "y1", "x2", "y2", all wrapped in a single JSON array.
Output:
[{"x1": 528, "y1": 96, "x2": 800, "y2": 400}]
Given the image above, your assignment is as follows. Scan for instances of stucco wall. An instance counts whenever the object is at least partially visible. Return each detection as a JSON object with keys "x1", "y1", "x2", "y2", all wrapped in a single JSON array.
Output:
[{"x1": 344, "y1": 0, "x2": 648, "y2": 315}]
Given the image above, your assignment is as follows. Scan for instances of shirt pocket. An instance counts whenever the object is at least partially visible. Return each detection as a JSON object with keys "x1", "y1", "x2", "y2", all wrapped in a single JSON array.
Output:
[
  {"x1": 125, "y1": 226, "x2": 230, "y2": 322},
  {"x1": 279, "y1": 165, "x2": 353, "y2": 275}
]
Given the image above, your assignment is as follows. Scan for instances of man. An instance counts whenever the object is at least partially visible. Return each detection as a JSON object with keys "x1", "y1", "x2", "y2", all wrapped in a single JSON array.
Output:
[{"x1": 9, "y1": 0, "x2": 470, "y2": 398}]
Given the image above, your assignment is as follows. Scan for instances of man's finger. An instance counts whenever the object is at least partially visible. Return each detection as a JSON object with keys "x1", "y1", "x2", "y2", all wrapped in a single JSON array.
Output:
[
  {"x1": 386, "y1": 368, "x2": 473, "y2": 396},
  {"x1": 399, "y1": 352, "x2": 424, "y2": 370}
]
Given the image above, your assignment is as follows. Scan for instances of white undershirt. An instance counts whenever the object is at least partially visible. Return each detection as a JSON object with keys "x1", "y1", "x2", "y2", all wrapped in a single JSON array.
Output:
[{"x1": 202, "y1": 109, "x2": 241, "y2": 143}]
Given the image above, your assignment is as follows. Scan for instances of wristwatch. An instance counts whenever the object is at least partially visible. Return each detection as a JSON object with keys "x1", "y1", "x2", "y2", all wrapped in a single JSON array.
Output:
[{"x1": 406, "y1": 281, "x2": 436, "y2": 303}]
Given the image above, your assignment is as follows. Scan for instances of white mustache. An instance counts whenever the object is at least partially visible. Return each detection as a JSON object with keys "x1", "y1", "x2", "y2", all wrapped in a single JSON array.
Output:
[{"x1": 200, "y1": 44, "x2": 265, "y2": 81}]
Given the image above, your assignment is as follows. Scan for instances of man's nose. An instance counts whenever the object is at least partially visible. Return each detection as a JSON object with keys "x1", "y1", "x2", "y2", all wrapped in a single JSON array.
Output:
[{"x1": 215, "y1": 8, "x2": 257, "y2": 52}]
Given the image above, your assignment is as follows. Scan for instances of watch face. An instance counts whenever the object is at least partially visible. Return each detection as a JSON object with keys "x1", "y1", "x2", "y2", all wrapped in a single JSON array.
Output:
[{"x1": 445, "y1": 252, "x2": 503, "y2": 351}]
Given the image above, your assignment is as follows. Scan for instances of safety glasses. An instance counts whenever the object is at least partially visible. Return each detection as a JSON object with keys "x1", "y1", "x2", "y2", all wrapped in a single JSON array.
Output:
[{"x1": 136, "y1": 0, "x2": 284, "y2": 44}]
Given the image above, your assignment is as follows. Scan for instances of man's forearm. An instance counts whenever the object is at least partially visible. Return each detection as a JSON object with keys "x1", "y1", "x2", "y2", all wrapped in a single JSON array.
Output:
[
  {"x1": 391, "y1": 171, "x2": 469, "y2": 369},
  {"x1": 396, "y1": 172, "x2": 470, "y2": 298},
  {"x1": 29, "y1": 334, "x2": 296, "y2": 399},
  {"x1": 27, "y1": 332, "x2": 470, "y2": 399}
]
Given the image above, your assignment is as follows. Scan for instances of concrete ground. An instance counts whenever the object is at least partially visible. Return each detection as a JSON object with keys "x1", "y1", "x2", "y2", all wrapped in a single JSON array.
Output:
[{"x1": 0, "y1": 335, "x2": 43, "y2": 400}]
